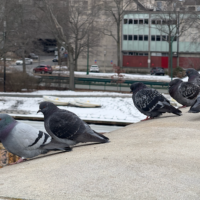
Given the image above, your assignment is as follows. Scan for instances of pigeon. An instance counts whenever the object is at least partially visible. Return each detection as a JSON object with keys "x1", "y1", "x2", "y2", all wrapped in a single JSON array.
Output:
[
  {"x1": 130, "y1": 82, "x2": 182, "y2": 119},
  {"x1": 0, "y1": 114, "x2": 70, "y2": 164},
  {"x1": 185, "y1": 68, "x2": 200, "y2": 86},
  {"x1": 37, "y1": 102, "x2": 109, "y2": 147},
  {"x1": 188, "y1": 95, "x2": 200, "y2": 113},
  {"x1": 169, "y1": 79, "x2": 200, "y2": 107}
]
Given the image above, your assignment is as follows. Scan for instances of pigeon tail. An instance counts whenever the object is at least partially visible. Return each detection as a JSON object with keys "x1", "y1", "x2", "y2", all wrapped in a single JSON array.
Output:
[
  {"x1": 93, "y1": 130, "x2": 109, "y2": 140},
  {"x1": 41, "y1": 138, "x2": 71, "y2": 151},
  {"x1": 170, "y1": 106, "x2": 182, "y2": 116},
  {"x1": 160, "y1": 103, "x2": 182, "y2": 116},
  {"x1": 75, "y1": 130, "x2": 109, "y2": 144},
  {"x1": 188, "y1": 109, "x2": 199, "y2": 113}
]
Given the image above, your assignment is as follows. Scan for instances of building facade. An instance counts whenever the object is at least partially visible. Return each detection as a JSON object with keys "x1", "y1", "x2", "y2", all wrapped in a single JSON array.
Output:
[{"x1": 122, "y1": 11, "x2": 200, "y2": 70}]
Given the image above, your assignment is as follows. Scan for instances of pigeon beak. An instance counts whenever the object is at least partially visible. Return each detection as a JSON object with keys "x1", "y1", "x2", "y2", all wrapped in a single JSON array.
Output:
[{"x1": 37, "y1": 109, "x2": 41, "y2": 113}]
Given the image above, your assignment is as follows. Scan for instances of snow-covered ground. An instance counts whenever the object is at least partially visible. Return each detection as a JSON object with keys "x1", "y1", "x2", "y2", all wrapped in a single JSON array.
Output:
[
  {"x1": 0, "y1": 93, "x2": 146, "y2": 123},
  {"x1": 0, "y1": 72, "x2": 185, "y2": 123},
  {"x1": 53, "y1": 71, "x2": 172, "y2": 82}
]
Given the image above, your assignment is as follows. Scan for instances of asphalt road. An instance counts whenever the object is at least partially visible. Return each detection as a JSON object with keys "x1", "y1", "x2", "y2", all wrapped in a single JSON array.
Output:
[
  {"x1": 11, "y1": 56, "x2": 55, "y2": 73},
  {"x1": 17, "y1": 120, "x2": 123, "y2": 133}
]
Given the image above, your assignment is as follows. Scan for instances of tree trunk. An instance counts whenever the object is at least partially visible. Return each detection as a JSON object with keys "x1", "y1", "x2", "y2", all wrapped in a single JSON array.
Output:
[
  {"x1": 3, "y1": 55, "x2": 6, "y2": 92},
  {"x1": 117, "y1": 21, "x2": 121, "y2": 67},
  {"x1": 74, "y1": 37, "x2": 78, "y2": 71},
  {"x1": 22, "y1": 49, "x2": 26, "y2": 73},
  {"x1": 68, "y1": 46, "x2": 75, "y2": 90},
  {"x1": 168, "y1": 41, "x2": 173, "y2": 78}
]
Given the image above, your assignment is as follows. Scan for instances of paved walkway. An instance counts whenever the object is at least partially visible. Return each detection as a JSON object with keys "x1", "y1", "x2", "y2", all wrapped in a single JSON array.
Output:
[{"x1": 0, "y1": 107, "x2": 200, "y2": 200}]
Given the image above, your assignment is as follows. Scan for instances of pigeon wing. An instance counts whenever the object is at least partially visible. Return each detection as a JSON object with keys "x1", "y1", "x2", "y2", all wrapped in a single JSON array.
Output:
[
  {"x1": 9, "y1": 122, "x2": 51, "y2": 152},
  {"x1": 135, "y1": 88, "x2": 166, "y2": 112},
  {"x1": 48, "y1": 110, "x2": 86, "y2": 139},
  {"x1": 179, "y1": 82, "x2": 199, "y2": 100}
]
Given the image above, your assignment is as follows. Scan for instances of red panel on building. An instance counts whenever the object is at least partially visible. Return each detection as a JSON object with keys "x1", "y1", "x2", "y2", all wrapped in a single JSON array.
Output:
[
  {"x1": 123, "y1": 55, "x2": 200, "y2": 69},
  {"x1": 123, "y1": 56, "x2": 148, "y2": 68}
]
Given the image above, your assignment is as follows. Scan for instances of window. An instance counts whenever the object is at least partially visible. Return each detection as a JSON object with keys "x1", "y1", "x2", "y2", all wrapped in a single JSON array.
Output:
[
  {"x1": 156, "y1": 36, "x2": 161, "y2": 41},
  {"x1": 138, "y1": 53, "x2": 143, "y2": 56},
  {"x1": 134, "y1": 35, "x2": 138, "y2": 40},
  {"x1": 152, "y1": 20, "x2": 156, "y2": 24},
  {"x1": 139, "y1": 35, "x2": 143, "y2": 41},
  {"x1": 144, "y1": 35, "x2": 148, "y2": 41},
  {"x1": 151, "y1": 36, "x2": 155, "y2": 41},
  {"x1": 128, "y1": 35, "x2": 133, "y2": 40},
  {"x1": 124, "y1": 19, "x2": 128, "y2": 24},
  {"x1": 188, "y1": 7, "x2": 195, "y2": 11},
  {"x1": 129, "y1": 19, "x2": 133, "y2": 24},
  {"x1": 144, "y1": 53, "x2": 148, "y2": 56},
  {"x1": 162, "y1": 35, "x2": 167, "y2": 41},
  {"x1": 197, "y1": 6, "x2": 200, "y2": 11},
  {"x1": 156, "y1": 2, "x2": 162, "y2": 11},
  {"x1": 139, "y1": 19, "x2": 143, "y2": 24},
  {"x1": 144, "y1": 19, "x2": 148, "y2": 24},
  {"x1": 123, "y1": 35, "x2": 127, "y2": 40},
  {"x1": 134, "y1": 19, "x2": 138, "y2": 24},
  {"x1": 173, "y1": 36, "x2": 177, "y2": 41},
  {"x1": 162, "y1": 20, "x2": 167, "y2": 25},
  {"x1": 157, "y1": 20, "x2": 161, "y2": 24},
  {"x1": 129, "y1": 52, "x2": 133, "y2": 55}
]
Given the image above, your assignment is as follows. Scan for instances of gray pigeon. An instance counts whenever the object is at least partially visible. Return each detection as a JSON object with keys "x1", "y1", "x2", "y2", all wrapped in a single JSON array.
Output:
[
  {"x1": 130, "y1": 82, "x2": 182, "y2": 119},
  {"x1": 0, "y1": 114, "x2": 70, "y2": 164},
  {"x1": 188, "y1": 96, "x2": 200, "y2": 113},
  {"x1": 169, "y1": 79, "x2": 200, "y2": 107},
  {"x1": 37, "y1": 102, "x2": 109, "y2": 147},
  {"x1": 186, "y1": 68, "x2": 200, "y2": 86}
]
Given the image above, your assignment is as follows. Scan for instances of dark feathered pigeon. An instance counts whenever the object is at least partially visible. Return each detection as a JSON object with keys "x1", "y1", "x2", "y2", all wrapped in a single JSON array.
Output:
[
  {"x1": 186, "y1": 68, "x2": 200, "y2": 87},
  {"x1": 38, "y1": 102, "x2": 109, "y2": 147},
  {"x1": 0, "y1": 114, "x2": 70, "y2": 164},
  {"x1": 188, "y1": 95, "x2": 200, "y2": 113},
  {"x1": 130, "y1": 82, "x2": 182, "y2": 119},
  {"x1": 169, "y1": 79, "x2": 200, "y2": 107}
]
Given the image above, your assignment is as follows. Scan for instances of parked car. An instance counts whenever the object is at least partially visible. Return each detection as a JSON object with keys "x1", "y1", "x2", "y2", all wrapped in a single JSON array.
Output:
[
  {"x1": 52, "y1": 56, "x2": 58, "y2": 62},
  {"x1": 90, "y1": 65, "x2": 99, "y2": 72},
  {"x1": 150, "y1": 67, "x2": 165, "y2": 76},
  {"x1": 16, "y1": 58, "x2": 33, "y2": 65},
  {"x1": 33, "y1": 65, "x2": 53, "y2": 74},
  {"x1": 29, "y1": 53, "x2": 39, "y2": 59}
]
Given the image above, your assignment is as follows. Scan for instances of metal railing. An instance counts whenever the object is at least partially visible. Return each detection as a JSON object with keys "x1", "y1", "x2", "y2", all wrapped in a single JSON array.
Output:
[{"x1": 38, "y1": 75, "x2": 169, "y2": 91}]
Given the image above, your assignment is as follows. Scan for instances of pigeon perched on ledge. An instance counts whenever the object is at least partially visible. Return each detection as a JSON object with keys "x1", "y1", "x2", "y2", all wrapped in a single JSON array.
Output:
[
  {"x1": 0, "y1": 114, "x2": 70, "y2": 164},
  {"x1": 169, "y1": 79, "x2": 200, "y2": 107},
  {"x1": 130, "y1": 82, "x2": 182, "y2": 120},
  {"x1": 38, "y1": 102, "x2": 109, "y2": 147}
]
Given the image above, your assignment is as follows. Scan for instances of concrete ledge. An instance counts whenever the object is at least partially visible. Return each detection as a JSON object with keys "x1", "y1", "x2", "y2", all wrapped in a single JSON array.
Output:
[{"x1": 0, "y1": 107, "x2": 200, "y2": 199}]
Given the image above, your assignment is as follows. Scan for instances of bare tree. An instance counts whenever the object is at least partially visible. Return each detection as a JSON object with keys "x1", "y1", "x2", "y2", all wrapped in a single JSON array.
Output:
[
  {"x1": 151, "y1": 0, "x2": 196, "y2": 75},
  {"x1": 99, "y1": 0, "x2": 149, "y2": 68},
  {"x1": 13, "y1": 4, "x2": 41, "y2": 73},
  {"x1": 0, "y1": 0, "x2": 25, "y2": 91},
  {"x1": 37, "y1": 0, "x2": 101, "y2": 90}
]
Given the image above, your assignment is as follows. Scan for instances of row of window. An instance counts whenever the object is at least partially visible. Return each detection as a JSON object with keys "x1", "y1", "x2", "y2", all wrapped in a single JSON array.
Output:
[
  {"x1": 124, "y1": 19, "x2": 177, "y2": 25},
  {"x1": 123, "y1": 52, "x2": 169, "y2": 56},
  {"x1": 123, "y1": 35, "x2": 177, "y2": 42}
]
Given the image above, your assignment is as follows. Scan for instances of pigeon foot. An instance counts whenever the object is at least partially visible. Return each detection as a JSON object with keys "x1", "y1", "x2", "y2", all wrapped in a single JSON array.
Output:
[
  {"x1": 179, "y1": 105, "x2": 187, "y2": 109},
  {"x1": 141, "y1": 116, "x2": 152, "y2": 121},
  {"x1": 10, "y1": 158, "x2": 27, "y2": 165}
]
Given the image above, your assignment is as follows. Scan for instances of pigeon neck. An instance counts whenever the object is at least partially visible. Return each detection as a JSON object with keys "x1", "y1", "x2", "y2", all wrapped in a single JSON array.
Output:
[
  {"x1": 188, "y1": 75, "x2": 198, "y2": 83},
  {"x1": 0, "y1": 121, "x2": 17, "y2": 141},
  {"x1": 44, "y1": 107, "x2": 58, "y2": 119}
]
